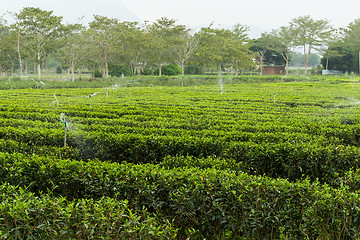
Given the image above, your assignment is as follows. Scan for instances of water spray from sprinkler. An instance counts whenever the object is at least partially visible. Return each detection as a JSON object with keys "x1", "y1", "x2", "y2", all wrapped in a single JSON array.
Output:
[
  {"x1": 105, "y1": 88, "x2": 108, "y2": 99},
  {"x1": 219, "y1": 79, "x2": 224, "y2": 94},
  {"x1": 36, "y1": 81, "x2": 45, "y2": 90},
  {"x1": 274, "y1": 92, "x2": 277, "y2": 104},
  {"x1": 53, "y1": 94, "x2": 59, "y2": 106}
]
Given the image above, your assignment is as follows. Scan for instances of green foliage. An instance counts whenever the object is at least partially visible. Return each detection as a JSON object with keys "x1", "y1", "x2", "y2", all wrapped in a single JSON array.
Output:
[
  {"x1": 249, "y1": 38, "x2": 285, "y2": 66},
  {"x1": 1, "y1": 79, "x2": 360, "y2": 238},
  {"x1": 0, "y1": 153, "x2": 359, "y2": 239},
  {"x1": 56, "y1": 66, "x2": 62, "y2": 74},
  {"x1": 0, "y1": 183, "x2": 177, "y2": 239},
  {"x1": 184, "y1": 64, "x2": 204, "y2": 75},
  {"x1": 93, "y1": 69, "x2": 103, "y2": 78},
  {"x1": 321, "y1": 46, "x2": 353, "y2": 72},
  {"x1": 108, "y1": 64, "x2": 133, "y2": 76},
  {"x1": 157, "y1": 64, "x2": 181, "y2": 76}
]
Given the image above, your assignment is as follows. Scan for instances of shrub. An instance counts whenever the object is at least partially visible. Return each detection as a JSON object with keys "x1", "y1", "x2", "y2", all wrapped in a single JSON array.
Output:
[
  {"x1": 0, "y1": 183, "x2": 177, "y2": 239},
  {"x1": 185, "y1": 64, "x2": 204, "y2": 75},
  {"x1": 108, "y1": 64, "x2": 133, "y2": 77},
  {"x1": 56, "y1": 66, "x2": 62, "y2": 74},
  {"x1": 93, "y1": 69, "x2": 103, "y2": 78},
  {"x1": 1, "y1": 152, "x2": 360, "y2": 239}
]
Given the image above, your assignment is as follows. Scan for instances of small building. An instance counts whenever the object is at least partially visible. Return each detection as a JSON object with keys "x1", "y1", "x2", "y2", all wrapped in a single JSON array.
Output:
[{"x1": 261, "y1": 66, "x2": 285, "y2": 75}]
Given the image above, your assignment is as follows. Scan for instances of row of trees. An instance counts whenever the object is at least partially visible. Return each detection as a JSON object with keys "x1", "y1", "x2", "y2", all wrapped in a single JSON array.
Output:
[{"x1": 0, "y1": 7, "x2": 359, "y2": 80}]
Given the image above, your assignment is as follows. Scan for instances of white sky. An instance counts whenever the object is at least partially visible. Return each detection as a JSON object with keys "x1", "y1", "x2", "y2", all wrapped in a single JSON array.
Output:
[{"x1": 3, "y1": 0, "x2": 360, "y2": 37}]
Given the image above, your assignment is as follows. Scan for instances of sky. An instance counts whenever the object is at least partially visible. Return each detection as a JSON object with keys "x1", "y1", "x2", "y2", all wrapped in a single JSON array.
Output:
[{"x1": 2, "y1": 0, "x2": 360, "y2": 38}]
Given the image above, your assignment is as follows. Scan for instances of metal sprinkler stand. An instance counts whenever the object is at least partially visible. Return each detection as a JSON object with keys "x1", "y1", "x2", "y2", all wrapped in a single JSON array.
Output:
[
  {"x1": 89, "y1": 95, "x2": 92, "y2": 108},
  {"x1": 62, "y1": 121, "x2": 67, "y2": 147}
]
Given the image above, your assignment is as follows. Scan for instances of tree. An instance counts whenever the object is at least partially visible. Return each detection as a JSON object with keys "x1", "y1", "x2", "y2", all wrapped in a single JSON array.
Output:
[
  {"x1": 60, "y1": 23, "x2": 89, "y2": 81},
  {"x1": 9, "y1": 21, "x2": 26, "y2": 76},
  {"x1": 15, "y1": 7, "x2": 63, "y2": 80},
  {"x1": 249, "y1": 38, "x2": 284, "y2": 75},
  {"x1": 87, "y1": 15, "x2": 122, "y2": 78},
  {"x1": 342, "y1": 19, "x2": 360, "y2": 73},
  {"x1": 290, "y1": 15, "x2": 333, "y2": 75},
  {"x1": 0, "y1": 18, "x2": 15, "y2": 76},
  {"x1": 146, "y1": 18, "x2": 187, "y2": 76},
  {"x1": 232, "y1": 24, "x2": 250, "y2": 43},
  {"x1": 229, "y1": 24, "x2": 254, "y2": 75},
  {"x1": 262, "y1": 26, "x2": 296, "y2": 75},
  {"x1": 192, "y1": 24, "x2": 253, "y2": 76},
  {"x1": 116, "y1": 21, "x2": 150, "y2": 75},
  {"x1": 320, "y1": 45, "x2": 353, "y2": 72},
  {"x1": 194, "y1": 26, "x2": 236, "y2": 75},
  {"x1": 173, "y1": 31, "x2": 199, "y2": 75}
]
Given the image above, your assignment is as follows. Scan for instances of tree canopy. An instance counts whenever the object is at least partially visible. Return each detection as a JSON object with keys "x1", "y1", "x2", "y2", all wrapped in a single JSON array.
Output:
[{"x1": 0, "y1": 8, "x2": 359, "y2": 77}]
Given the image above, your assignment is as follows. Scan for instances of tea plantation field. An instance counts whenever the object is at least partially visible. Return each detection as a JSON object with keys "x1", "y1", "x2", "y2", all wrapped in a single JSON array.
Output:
[{"x1": 1, "y1": 78, "x2": 360, "y2": 239}]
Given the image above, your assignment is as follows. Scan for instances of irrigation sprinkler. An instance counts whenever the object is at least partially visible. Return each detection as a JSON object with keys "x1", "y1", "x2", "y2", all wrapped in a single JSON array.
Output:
[
  {"x1": 36, "y1": 81, "x2": 45, "y2": 90},
  {"x1": 88, "y1": 95, "x2": 92, "y2": 108},
  {"x1": 105, "y1": 88, "x2": 108, "y2": 99},
  {"x1": 89, "y1": 91, "x2": 100, "y2": 108},
  {"x1": 60, "y1": 113, "x2": 67, "y2": 147}
]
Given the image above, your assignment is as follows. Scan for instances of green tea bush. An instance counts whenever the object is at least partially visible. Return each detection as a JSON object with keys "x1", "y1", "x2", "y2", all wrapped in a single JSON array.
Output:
[
  {"x1": 0, "y1": 183, "x2": 177, "y2": 239},
  {"x1": 0, "y1": 152, "x2": 359, "y2": 239}
]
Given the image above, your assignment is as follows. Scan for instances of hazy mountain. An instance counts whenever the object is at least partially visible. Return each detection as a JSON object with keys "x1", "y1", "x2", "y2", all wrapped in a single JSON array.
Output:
[
  {"x1": 3, "y1": 0, "x2": 141, "y2": 24},
  {"x1": 188, "y1": 23, "x2": 268, "y2": 39}
]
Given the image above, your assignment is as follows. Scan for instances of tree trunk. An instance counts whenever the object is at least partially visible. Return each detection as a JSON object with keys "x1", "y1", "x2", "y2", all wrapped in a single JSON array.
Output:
[
  {"x1": 285, "y1": 58, "x2": 289, "y2": 75},
  {"x1": 304, "y1": 44, "x2": 311, "y2": 75},
  {"x1": 235, "y1": 59, "x2": 238, "y2": 76},
  {"x1": 181, "y1": 61, "x2": 185, "y2": 76},
  {"x1": 37, "y1": 52, "x2": 41, "y2": 80},
  {"x1": 326, "y1": 58, "x2": 329, "y2": 71},
  {"x1": 17, "y1": 32, "x2": 23, "y2": 77},
  {"x1": 71, "y1": 65, "x2": 75, "y2": 82},
  {"x1": 79, "y1": 67, "x2": 82, "y2": 80},
  {"x1": 37, "y1": 62, "x2": 41, "y2": 80},
  {"x1": 259, "y1": 56, "x2": 264, "y2": 75},
  {"x1": 105, "y1": 61, "x2": 109, "y2": 78},
  {"x1": 158, "y1": 64, "x2": 162, "y2": 76}
]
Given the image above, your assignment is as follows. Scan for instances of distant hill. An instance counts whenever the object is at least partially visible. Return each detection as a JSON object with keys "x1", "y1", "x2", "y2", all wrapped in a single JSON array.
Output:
[
  {"x1": 2, "y1": 0, "x2": 141, "y2": 24},
  {"x1": 188, "y1": 23, "x2": 268, "y2": 39}
]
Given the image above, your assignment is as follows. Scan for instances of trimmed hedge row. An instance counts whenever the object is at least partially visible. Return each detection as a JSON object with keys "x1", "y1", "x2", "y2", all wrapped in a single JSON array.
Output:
[
  {"x1": 0, "y1": 183, "x2": 177, "y2": 239},
  {"x1": 1, "y1": 123, "x2": 360, "y2": 183},
  {"x1": 0, "y1": 152, "x2": 359, "y2": 239},
  {"x1": 0, "y1": 139, "x2": 80, "y2": 160}
]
